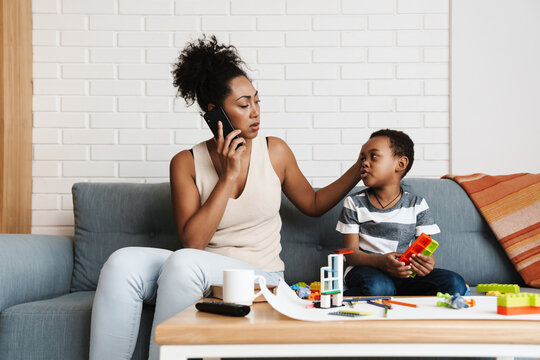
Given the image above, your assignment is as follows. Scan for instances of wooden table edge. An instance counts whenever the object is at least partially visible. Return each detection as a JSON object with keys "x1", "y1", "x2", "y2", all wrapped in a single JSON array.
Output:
[{"x1": 155, "y1": 300, "x2": 540, "y2": 346}]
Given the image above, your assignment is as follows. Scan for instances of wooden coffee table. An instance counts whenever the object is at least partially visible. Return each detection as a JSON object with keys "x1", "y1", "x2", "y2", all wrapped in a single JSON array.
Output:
[{"x1": 155, "y1": 299, "x2": 540, "y2": 360}]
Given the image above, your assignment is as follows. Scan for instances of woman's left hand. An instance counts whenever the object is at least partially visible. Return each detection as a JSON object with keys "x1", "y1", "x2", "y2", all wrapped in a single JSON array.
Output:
[{"x1": 409, "y1": 253, "x2": 435, "y2": 277}]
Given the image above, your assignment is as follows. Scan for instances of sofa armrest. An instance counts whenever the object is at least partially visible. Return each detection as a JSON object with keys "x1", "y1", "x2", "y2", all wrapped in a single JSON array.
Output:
[{"x1": 0, "y1": 234, "x2": 73, "y2": 312}]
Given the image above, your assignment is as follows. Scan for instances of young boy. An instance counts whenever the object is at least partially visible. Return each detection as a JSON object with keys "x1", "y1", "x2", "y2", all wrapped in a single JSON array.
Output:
[{"x1": 336, "y1": 129, "x2": 466, "y2": 296}]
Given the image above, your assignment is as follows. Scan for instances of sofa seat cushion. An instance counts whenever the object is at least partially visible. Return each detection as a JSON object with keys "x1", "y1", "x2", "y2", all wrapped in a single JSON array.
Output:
[
  {"x1": 0, "y1": 291, "x2": 157, "y2": 360},
  {"x1": 0, "y1": 291, "x2": 94, "y2": 360}
]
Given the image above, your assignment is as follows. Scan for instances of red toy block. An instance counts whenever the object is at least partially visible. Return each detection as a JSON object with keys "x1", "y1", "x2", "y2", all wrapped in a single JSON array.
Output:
[{"x1": 398, "y1": 233, "x2": 439, "y2": 277}]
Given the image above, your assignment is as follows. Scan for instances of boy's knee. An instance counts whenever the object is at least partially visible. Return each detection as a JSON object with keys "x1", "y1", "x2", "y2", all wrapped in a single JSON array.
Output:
[
  {"x1": 364, "y1": 278, "x2": 395, "y2": 296},
  {"x1": 446, "y1": 272, "x2": 467, "y2": 295},
  {"x1": 347, "y1": 274, "x2": 395, "y2": 296},
  {"x1": 437, "y1": 271, "x2": 467, "y2": 295}
]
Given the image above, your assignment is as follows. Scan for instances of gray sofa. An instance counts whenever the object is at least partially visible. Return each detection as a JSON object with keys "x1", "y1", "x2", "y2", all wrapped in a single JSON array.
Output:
[{"x1": 0, "y1": 178, "x2": 527, "y2": 360}]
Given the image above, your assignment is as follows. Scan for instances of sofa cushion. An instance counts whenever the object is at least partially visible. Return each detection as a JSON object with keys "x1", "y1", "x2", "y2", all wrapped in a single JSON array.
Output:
[{"x1": 71, "y1": 183, "x2": 181, "y2": 292}]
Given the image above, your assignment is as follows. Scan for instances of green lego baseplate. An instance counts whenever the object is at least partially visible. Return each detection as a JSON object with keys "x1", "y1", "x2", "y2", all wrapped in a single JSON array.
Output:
[
  {"x1": 497, "y1": 293, "x2": 540, "y2": 307},
  {"x1": 476, "y1": 283, "x2": 520, "y2": 293}
]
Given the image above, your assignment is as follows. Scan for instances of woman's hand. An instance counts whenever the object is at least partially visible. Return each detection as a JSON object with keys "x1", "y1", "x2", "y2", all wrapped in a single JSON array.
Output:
[
  {"x1": 409, "y1": 253, "x2": 435, "y2": 277},
  {"x1": 377, "y1": 252, "x2": 412, "y2": 278},
  {"x1": 215, "y1": 121, "x2": 246, "y2": 180}
]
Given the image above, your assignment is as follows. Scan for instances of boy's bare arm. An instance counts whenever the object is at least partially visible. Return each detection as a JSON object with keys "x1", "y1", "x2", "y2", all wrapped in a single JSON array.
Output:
[
  {"x1": 343, "y1": 234, "x2": 412, "y2": 278},
  {"x1": 343, "y1": 234, "x2": 380, "y2": 267}
]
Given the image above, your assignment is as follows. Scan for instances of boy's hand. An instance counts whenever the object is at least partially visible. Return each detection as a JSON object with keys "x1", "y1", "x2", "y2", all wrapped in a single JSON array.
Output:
[
  {"x1": 409, "y1": 253, "x2": 435, "y2": 276},
  {"x1": 378, "y1": 252, "x2": 412, "y2": 278}
]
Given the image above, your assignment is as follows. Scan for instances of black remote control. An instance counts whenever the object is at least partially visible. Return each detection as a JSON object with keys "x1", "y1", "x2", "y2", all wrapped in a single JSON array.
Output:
[{"x1": 195, "y1": 301, "x2": 251, "y2": 317}]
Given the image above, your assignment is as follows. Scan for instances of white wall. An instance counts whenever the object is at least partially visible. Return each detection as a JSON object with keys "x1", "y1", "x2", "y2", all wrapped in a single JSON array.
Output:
[
  {"x1": 451, "y1": 0, "x2": 540, "y2": 174},
  {"x1": 32, "y1": 0, "x2": 450, "y2": 235}
]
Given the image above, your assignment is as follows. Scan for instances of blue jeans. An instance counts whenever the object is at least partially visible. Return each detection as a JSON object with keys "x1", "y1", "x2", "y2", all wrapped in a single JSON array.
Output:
[
  {"x1": 344, "y1": 266, "x2": 467, "y2": 296},
  {"x1": 89, "y1": 247, "x2": 283, "y2": 360}
]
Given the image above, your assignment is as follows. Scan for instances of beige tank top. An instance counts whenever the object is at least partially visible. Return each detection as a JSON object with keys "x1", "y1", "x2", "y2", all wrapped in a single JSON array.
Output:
[{"x1": 192, "y1": 135, "x2": 284, "y2": 272}]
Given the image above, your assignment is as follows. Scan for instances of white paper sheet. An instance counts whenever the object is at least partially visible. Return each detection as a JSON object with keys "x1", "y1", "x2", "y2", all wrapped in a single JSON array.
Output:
[{"x1": 258, "y1": 279, "x2": 540, "y2": 322}]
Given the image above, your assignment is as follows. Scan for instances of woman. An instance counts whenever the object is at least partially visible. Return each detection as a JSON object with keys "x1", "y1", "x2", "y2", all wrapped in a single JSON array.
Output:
[{"x1": 89, "y1": 35, "x2": 363, "y2": 360}]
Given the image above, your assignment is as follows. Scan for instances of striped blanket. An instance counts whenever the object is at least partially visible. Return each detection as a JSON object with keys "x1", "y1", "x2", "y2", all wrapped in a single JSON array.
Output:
[{"x1": 443, "y1": 173, "x2": 540, "y2": 288}]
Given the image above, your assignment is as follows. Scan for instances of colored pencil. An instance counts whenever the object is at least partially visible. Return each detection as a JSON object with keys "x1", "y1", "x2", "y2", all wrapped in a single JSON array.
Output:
[
  {"x1": 367, "y1": 300, "x2": 390, "y2": 309},
  {"x1": 384, "y1": 306, "x2": 388, "y2": 318},
  {"x1": 343, "y1": 297, "x2": 391, "y2": 302},
  {"x1": 384, "y1": 299, "x2": 418, "y2": 308},
  {"x1": 333, "y1": 310, "x2": 373, "y2": 316}
]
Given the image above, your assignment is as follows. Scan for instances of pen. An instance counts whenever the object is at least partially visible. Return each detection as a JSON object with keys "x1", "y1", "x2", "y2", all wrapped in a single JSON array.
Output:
[
  {"x1": 384, "y1": 299, "x2": 418, "y2": 308},
  {"x1": 367, "y1": 300, "x2": 390, "y2": 309},
  {"x1": 343, "y1": 297, "x2": 391, "y2": 302}
]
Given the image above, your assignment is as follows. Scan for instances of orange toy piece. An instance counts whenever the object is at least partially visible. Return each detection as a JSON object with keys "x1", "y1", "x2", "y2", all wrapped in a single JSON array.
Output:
[
  {"x1": 334, "y1": 248, "x2": 354, "y2": 255},
  {"x1": 398, "y1": 233, "x2": 439, "y2": 278}
]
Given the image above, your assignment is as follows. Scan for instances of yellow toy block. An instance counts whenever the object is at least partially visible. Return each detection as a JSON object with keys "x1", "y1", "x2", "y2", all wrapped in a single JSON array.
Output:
[{"x1": 309, "y1": 281, "x2": 320, "y2": 291}]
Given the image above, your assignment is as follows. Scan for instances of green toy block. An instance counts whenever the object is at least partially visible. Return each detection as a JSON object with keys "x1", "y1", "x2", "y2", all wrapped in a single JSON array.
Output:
[
  {"x1": 476, "y1": 283, "x2": 520, "y2": 293},
  {"x1": 497, "y1": 293, "x2": 540, "y2": 307},
  {"x1": 425, "y1": 241, "x2": 438, "y2": 254}
]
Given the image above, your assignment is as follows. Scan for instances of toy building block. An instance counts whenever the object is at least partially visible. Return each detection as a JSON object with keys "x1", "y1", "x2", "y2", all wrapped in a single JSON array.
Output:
[
  {"x1": 290, "y1": 283, "x2": 311, "y2": 299},
  {"x1": 398, "y1": 233, "x2": 438, "y2": 278},
  {"x1": 497, "y1": 293, "x2": 540, "y2": 315},
  {"x1": 476, "y1": 283, "x2": 520, "y2": 294},
  {"x1": 319, "y1": 251, "x2": 346, "y2": 307}
]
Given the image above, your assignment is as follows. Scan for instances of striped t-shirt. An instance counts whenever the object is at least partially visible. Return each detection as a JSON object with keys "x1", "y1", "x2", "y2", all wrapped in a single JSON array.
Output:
[{"x1": 336, "y1": 189, "x2": 440, "y2": 255}]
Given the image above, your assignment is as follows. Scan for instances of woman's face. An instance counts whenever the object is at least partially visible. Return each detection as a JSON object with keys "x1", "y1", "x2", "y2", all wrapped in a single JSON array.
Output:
[{"x1": 221, "y1": 76, "x2": 261, "y2": 139}]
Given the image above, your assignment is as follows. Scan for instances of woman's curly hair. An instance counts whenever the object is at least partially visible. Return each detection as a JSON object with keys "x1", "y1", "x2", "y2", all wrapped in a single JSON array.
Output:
[{"x1": 172, "y1": 34, "x2": 248, "y2": 113}]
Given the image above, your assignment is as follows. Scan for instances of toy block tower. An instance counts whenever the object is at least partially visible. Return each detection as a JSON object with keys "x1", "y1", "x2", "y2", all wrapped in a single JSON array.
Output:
[
  {"x1": 398, "y1": 233, "x2": 438, "y2": 278},
  {"x1": 319, "y1": 249, "x2": 353, "y2": 308}
]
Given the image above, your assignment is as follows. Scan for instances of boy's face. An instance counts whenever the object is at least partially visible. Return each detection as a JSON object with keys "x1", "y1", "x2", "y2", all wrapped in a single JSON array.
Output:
[{"x1": 359, "y1": 136, "x2": 405, "y2": 188}]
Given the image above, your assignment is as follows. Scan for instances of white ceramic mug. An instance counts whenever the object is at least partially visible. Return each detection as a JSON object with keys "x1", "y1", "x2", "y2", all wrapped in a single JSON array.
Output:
[{"x1": 222, "y1": 269, "x2": 265, "y2": 305}]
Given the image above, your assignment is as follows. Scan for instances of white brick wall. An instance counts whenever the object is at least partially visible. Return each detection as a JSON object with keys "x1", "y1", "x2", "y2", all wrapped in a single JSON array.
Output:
[{"x1": 32, "y1": 0, "x2": 450, "y2": 234}]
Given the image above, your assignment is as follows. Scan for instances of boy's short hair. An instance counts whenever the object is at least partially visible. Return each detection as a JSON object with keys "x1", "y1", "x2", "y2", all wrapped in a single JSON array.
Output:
[{"x1": 370, "y1": 129, "x2": 414, "y2": 178}]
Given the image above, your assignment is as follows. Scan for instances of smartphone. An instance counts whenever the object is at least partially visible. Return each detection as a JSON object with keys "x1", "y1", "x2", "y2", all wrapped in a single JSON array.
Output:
[{"x1": 203, "y1": 106, "x2": 240, "y2": 142}]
